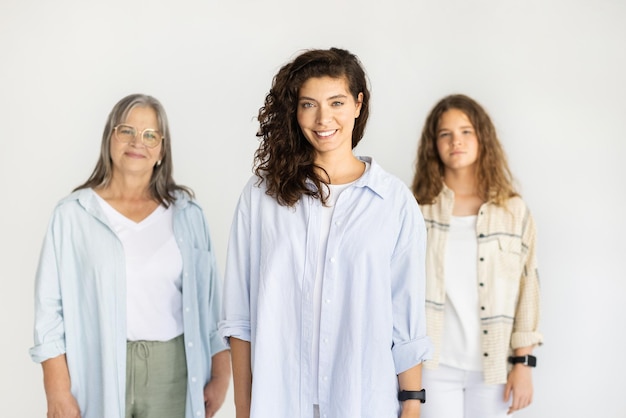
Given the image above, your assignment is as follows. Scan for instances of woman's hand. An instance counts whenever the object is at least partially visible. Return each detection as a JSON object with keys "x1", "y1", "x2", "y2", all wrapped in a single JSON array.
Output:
[
  {"x1": 399, "y1": 399, "x2": 422, "y2": 418},
  {"x1": 46, "y1": 390, "x2": 81, "y2": 418},
  {"x1": 204, "y1": 350, "x2": 231, "y2": 417},
  {"x1": 504, "y1": 364, "x2": 533, "y2": 414},
  {"x1": 42, "y1": 355, "x2": 81, "y2": 418}
]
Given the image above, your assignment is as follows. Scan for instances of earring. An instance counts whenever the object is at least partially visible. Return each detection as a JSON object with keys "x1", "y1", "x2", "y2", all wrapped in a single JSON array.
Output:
[{"x1": 156, "y1": 160, "x2": 162, "y2": 167}]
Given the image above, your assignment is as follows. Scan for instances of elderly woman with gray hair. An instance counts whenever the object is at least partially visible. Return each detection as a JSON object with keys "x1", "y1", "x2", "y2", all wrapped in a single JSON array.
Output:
[{"x1": 30, "y1": 94, "x2": 230, "y2": 418}]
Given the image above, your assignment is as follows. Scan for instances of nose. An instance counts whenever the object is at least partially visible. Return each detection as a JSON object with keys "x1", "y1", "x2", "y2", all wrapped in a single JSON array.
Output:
[
  {"x1": 316, "y1": 105, "x2": 333, "y2": 125},
  {"x1": 450, "y1": 132, "x2": 462, "y2": 146},
  {"x1": 129, "y1": 132, "x2": 145, "y2": 148}
]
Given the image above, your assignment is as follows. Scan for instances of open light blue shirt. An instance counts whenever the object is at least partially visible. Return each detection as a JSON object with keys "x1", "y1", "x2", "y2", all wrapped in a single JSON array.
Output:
[
  {"x1": 30, "y1": 188, "x2": 227, "y2": 418},
  {"x1": 220, "y1": 157, "x2": 432, "y2": 418}
]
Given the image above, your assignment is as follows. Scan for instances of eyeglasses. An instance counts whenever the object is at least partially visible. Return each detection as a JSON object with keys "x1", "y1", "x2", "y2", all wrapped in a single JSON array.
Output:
[{"x1": 113, "y1": 124, "x2": 163, "y2": 149}]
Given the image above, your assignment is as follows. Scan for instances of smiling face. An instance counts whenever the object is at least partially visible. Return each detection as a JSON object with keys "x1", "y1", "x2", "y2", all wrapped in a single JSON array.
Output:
[
  {"x1": 110, "y1": 105, "x2": 162, "y2": 181},
  {"x1": 436, "y1": 108, "x2": 479, "y2": 175},
  {"x1": 296, "y1": 76, "x2": 363, "y2": 160}
]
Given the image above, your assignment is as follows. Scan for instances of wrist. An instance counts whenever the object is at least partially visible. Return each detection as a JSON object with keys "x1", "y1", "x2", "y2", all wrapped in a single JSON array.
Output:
[
  {"x1": 398, "y1": 389, "x2": 426, "y2": 403},
  {"x1": 508, "y1": 354, "x2": 537, "y2": 367}
]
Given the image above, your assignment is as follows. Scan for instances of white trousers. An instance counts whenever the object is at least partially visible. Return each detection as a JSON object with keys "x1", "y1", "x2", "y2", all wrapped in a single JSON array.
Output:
[{"x1": 421, "y1": 364, "x2": 511, "y2": 418}]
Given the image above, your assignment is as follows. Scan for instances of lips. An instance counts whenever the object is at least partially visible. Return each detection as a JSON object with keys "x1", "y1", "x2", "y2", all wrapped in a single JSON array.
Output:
[{"x1": 315, "y1": 130, "x2": 337, "y2": 137}]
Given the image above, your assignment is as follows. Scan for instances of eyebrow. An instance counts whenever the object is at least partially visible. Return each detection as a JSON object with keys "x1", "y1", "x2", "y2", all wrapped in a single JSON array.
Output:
[
  {"x1": 437, "y1": 125, "x2": 474, "y2": 131},
  {"x1": 299, "y1": 94, "x2": 349, "y2": 101}
]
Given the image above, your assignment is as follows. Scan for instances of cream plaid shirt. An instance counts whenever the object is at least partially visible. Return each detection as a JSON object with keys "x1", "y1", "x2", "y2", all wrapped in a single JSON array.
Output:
[{"x1": 419, "y1": 184, "x2": 542, "y2": 384}]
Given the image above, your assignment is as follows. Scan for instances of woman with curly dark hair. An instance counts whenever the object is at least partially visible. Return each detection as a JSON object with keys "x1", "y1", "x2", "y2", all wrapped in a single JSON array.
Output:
[
  {"x1": 220, "y1": 48, "x2": 432, "y2": 418},
  {"x1": 412, "y1": 94, "x2": 542, "y2": 418}
]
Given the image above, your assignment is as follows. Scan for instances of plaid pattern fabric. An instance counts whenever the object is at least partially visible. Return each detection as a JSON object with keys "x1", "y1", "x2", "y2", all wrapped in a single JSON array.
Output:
[{"x1": 419, "y1": 184, "x2": 542, "y2": 384}]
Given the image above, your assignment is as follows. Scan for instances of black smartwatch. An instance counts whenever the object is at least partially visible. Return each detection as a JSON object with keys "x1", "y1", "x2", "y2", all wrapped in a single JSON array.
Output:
[
  {"x1": 508, "y1": 355, "x2": 537, "y2": 367},
  {"x1": 398, "y1": 389, "x2": 426, "y2": 403}
]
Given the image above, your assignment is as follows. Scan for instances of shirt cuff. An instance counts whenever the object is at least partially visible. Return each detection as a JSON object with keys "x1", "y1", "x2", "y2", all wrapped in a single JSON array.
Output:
[
  {"x1": 511, "y1": 331, "x2": 543, "y2": 349},
  {"x1": 29, "y1": 339, "x2": 66, "y2": 364},
  {"x1": 392, "y1": 335, "x2": 433, "y2": 374},
  {"x1": 218, "y1": 320, "x2": 251, "y2": 346}
]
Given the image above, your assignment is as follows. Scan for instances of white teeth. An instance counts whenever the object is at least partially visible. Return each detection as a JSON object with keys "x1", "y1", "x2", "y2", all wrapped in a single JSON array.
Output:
[{"x1": 316, "y1": 130, "x2": 336, "y2": 137}]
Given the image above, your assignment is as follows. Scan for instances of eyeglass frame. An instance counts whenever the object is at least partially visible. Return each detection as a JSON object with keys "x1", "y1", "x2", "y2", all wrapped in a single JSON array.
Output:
[{"x1": 113, "y1": 124, "x2": 164, "y2": 149}]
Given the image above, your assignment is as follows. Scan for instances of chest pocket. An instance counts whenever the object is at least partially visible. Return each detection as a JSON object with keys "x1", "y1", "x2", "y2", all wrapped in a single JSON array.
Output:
[{"x1": 495, "y1": 235, "x2": 524, "y2": 280}]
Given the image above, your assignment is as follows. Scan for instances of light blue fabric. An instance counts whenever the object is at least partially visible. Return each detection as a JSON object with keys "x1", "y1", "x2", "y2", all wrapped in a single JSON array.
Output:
[
  {"x1": 220, "y1": 157, "x2": 433, "y2": 418},
  {"x1": 30, "y1": 188, "x2": 227, "y2": 418}
]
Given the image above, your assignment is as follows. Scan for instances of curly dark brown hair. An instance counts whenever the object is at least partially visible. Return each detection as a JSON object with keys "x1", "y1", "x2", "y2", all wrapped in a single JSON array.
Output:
[
  {"x1": 411, "y1": 94, "x2": 518, "y2": 206},
  {"x1": 254, "y1": 47, "x2": 370, "y2": 206}
]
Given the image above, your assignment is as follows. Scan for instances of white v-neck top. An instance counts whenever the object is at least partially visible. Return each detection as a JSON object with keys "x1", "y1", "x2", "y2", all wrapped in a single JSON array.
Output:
[{"x1": 95, "y1": 195, "x2": 184, "y2": 341}]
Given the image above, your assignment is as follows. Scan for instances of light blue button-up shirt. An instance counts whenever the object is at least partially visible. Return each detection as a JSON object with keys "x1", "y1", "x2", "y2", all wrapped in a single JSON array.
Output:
[
  {"x1": 220, "y1": 157, "x2": 432, "y2": 418},
  {"x1": 30, "y1": 188, "x2": 227, "y2": 418}
]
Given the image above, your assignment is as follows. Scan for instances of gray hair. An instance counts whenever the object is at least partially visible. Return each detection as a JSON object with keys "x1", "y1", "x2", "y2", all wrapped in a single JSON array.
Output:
[{"x1": 74, "y1": 94, "x2": 192, "y2": 205}]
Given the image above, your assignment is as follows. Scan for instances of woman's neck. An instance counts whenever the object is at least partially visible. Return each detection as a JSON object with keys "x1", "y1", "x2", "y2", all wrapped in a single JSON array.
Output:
[
  {"x1": 444, "y1": 169, "x2": 484, "y2": 216},
  {"x1": 97, "y1": 173, "x2": 154, "y2": 202},
  {"x1": 314, "y1": 153, "x2": 365, "y2": 185}
]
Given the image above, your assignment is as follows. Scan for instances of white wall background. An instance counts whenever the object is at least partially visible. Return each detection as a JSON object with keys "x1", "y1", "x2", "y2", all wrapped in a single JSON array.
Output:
[{"x1": 1, "y1": 0, "x2": 624, "y2": 416}]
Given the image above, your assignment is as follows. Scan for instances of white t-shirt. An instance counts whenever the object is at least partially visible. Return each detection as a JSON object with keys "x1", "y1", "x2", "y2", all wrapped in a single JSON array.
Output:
[
  {"x1": 440, "y1": 215, "x2": 483, "y2": 371},
  {"x1": 95, "y1": 195, "x2": 184, "y2": 341}
]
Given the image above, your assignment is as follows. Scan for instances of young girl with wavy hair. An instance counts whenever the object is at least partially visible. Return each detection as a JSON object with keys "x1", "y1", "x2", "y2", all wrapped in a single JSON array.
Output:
[{"x1": 412, "y1": 94, "x2": 542, "y2": 418}]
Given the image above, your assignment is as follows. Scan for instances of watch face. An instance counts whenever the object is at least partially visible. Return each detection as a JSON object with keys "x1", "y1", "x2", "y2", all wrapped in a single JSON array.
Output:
[{"x1": 527, "y1": 356, "x2": 537, "y2": 367}]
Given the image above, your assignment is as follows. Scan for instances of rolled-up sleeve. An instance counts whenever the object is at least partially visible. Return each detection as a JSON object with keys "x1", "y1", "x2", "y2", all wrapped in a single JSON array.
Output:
[
  {"x1": 30, "y1": 214, "x2": 66, "y2": 363},
  {"x1": 219, "y1": 182, "x2": 253, "y2": 345},
  {"x1": 511, "y1": 208, "x2": 543, "y2": 349},
  {"x1": 390, "y1": 195, "x2": 433, "y2": 374}
]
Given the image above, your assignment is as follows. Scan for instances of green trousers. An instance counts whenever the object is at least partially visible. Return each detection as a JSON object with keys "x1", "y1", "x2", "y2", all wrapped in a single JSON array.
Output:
[{"x1": 125, "y1": 334, "x2": 187, "y2": 418}]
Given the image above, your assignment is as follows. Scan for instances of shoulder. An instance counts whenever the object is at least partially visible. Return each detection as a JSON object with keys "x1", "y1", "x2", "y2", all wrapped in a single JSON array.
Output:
[
  {"x1": 236, "y1": 174, "x2": 273, "y2": 206},
  {"x1": 361, "y1": 157, "x2": 414, "y2": 202},
  {"x1": 173, "y1": 190, "x2": 201, "y2": 211},
  {"x1": 52, "y1": 188, "x2": 94, "y2": 215},
  {"x1": 172, "y1": 191, "x2": 208, "y2": 227},
  {"x1": 493, "y1": 196, "x2": 532, "y2": 218}
]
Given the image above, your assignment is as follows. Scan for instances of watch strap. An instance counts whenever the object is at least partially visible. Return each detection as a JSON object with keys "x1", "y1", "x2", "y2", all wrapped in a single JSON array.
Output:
[
  {"x1": 398, "y1": 389, "x2": 426, "y2": 403},
  {"x1": 508, "y1": 355, "x2": 537, "y2": 367}
]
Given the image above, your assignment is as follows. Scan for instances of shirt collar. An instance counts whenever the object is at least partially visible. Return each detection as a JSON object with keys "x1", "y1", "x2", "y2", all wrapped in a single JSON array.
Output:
[{"x1": 353, "y1": 156, "x2": 389, "y2": 200}]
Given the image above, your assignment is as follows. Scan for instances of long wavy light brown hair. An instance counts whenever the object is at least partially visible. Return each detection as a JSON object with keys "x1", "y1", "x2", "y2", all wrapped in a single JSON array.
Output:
[
  {"x1": 254, "y1": 47, "x2": 370, "y2": 207},
  {"x1": 411, "y1": 94, "x2": 518, "y2": 206},
  {"x1": 74, "y1": 94, "x2": 193, "y2": 206}
]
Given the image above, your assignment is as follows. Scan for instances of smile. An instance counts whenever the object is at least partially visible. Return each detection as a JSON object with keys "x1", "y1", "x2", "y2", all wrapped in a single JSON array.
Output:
[{"x1": 315, "y1": 130, "x2": 337, "y2": 137}]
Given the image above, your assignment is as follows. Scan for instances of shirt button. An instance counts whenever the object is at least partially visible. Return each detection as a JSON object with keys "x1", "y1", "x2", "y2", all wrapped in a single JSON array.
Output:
[
  {"x1": 185, "y1": 307, "x2": 190, "y2": 312},
  {"x1": 330, "y1": 257, "x2": 336, "y2": 263},
  {"x1": 196, "y1": 411, "x2": 201, "y2": 416},
  {"x1": 325, "y1": 299, "x2": 331, "y2": 304},
  {"x1": 479, "y1": 282, "x2": 484, "y2": 287},
  {"x1": 191, "y1": 377, "x2": 197, "y2": 383},
  {"x1": 335, "y1": 220, "x2": 342, "y2": 226},
  {"x1": 188, "y1": 342, "x2": 194, "y2": 347},
  {"x1": 323, "y1": 376, "x2": 328, "y2": 381},
  {"x1": 481, "y1": 306, "x2": 485, "y2": 311},
  {"x1": 484, "y1": 352, "x2": 489, "y2": 357},
  {"x1": 479, "y1": 257, "x2": 484, "y2": 261},
  {"x1": 483, "y1": 330, "x2": 488, "y2": 334},
  {"x1": 323, "y1": 338, "x2": 328, "y2": 343},
  {"x1": 478, "y1": 233, "x2": 485, "y2": 238}
]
